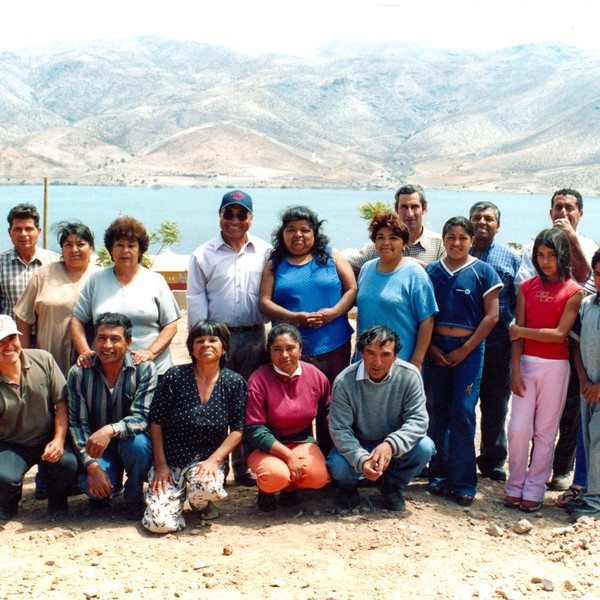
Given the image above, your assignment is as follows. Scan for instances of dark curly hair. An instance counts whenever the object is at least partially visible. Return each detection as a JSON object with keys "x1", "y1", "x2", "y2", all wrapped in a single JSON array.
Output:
[
  {"x1": 532, "y1": 228, "x2": 572, "y2": 284},
  {"x1": 368, "y1": 212, "x2": 409, "y2": 245},
  {"x1": 104, "y1": 216, "x2": 149, "y2": 262},
  {"x1": 270, "y1": 206, "x2": 330, "y2": 270}
]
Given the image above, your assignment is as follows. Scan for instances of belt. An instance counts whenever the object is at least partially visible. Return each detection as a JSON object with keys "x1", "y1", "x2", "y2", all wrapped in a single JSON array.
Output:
[{"x1": 227, "y1": 324, "x2": 263, "y2": 333}]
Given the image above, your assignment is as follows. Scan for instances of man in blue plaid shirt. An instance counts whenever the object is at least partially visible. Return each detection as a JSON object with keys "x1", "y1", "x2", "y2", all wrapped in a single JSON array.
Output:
[
  {"x1": 68, "y1": 312, "x2": 157, "y2": 521},
  {"x1": 469, "y1": 201, "x2": 520, "y2": 482}
]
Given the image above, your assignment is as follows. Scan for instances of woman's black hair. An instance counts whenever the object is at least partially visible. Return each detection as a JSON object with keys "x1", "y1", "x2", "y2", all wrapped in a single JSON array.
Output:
[
  {"x1": 187, "y1": 319, "x2": 230, "y2": 368},
  {"x1": 267, "y1": 323, "x2": 303, "y2": 351},
  {"x1": 269, "y1": 206, "x2": 330, "y2": 270},
  {"x1": 53, "y1": 221, "x2": 95, "y2": 249},
  {"x1": 532, "y1": 228, "x2": 572, "y2": 284},
  {"x1": 442, "y1": 216, "x2": 474, "y2": 238}
]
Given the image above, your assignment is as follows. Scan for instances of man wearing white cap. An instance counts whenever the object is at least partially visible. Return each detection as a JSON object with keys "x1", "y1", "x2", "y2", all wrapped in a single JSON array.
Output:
[
  {"x1": 187, "y1": 190, "x2": 272, "y2": 485},
  {"x1": 0, "y1": 315, "x2": 78, "y2": 520}
]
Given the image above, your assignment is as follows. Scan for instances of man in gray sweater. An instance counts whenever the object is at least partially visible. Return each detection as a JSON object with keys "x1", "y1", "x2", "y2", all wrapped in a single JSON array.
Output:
[{"x1": 327, "y1": 325, "x2": 435, "y2": 510}]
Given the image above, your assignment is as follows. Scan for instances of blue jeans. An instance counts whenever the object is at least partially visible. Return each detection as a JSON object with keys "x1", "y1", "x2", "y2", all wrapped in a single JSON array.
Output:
[
  {"x1": 327, "y1": 437, "x2": 435, "y2": 489},
  {"x1": 428, "y1": 334, "x2": 484, "y2": 496},
  {"x1": 79, "y1": 434, "x2": 152, "y2": 504},
  {"x1": 0, "y1": 440, "x2": 78, "y2": 509}
]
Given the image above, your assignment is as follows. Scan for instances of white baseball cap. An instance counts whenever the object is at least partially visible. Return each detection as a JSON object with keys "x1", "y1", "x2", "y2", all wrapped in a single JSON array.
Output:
[{"x1": 0, "y1": 315, "x2": 22, "y2": 341}]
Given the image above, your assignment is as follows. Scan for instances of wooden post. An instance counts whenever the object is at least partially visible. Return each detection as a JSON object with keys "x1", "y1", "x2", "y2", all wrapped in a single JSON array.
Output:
[{"x1": 43, "y1": 178, "x2": 48, "y2": 249}]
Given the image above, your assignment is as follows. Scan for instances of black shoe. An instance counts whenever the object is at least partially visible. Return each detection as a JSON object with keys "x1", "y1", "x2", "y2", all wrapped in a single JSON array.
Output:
[
  {"x1": 381, "y1": 482, "x2": 406, "y2": 511},
  {"x1": 337, "y1": 487, "x2": 361, "y2": 510},
  {"x1": 125, "y1": 501, "x2": 146, "y2": 521},
  {"x1": 571, "y1": 501, "x2": 600, "y2": 520},
  {"x1": 279, "y1": 489, "x2": 300, "y2": 507},
  {"x1": 0, "y1": 503, "x2": 18, "y2": 521},
  {"x1": 478, "y1": 467, "x2": 507, "y2": 482},
  {"x1": 235, "y1": 472, "x2": 257, "y2": 487},
  {"x1": 84, "y1": 498, "x2": 111, "y2": 516},
  {"x1": 450, "y1": 492, "x2": 474, "y2": 507},
  {"x1": 34, "y1": 487, "x2": 48, "y2": 500},
  {"x1": 67, "y1": 483, "x2": 84, "y2": 497},
  {"x1": 47, "y1": 496, "x2": 68, "y2": 516},
  {"x1": 427, "y1": 479, "x2": 446, "y2": 496},
  {"x1": 257, "y1": 491, "x2": 277, "y2": 512}
]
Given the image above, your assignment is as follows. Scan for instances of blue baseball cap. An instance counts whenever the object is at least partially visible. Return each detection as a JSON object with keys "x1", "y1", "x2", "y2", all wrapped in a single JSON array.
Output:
[{"x1": 219, "y1": 190, "x2": 253, "y2": 214}]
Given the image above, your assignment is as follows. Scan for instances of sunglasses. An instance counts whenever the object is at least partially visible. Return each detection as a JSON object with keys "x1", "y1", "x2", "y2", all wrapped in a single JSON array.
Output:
[{"x1": 221, "y1": 209, "x2": 249, "y2": 221}]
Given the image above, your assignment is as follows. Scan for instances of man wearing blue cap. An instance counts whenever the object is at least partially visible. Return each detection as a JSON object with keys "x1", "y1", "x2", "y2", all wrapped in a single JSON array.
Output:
[{"x1": 187, "y1": 190, "x2": 272, "y2": 486}]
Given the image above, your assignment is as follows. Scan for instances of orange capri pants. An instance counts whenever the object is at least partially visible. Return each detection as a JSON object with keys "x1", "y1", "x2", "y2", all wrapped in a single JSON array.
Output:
[{"x1": 247, "y1": 442, "x2": 331, "y2": 493}]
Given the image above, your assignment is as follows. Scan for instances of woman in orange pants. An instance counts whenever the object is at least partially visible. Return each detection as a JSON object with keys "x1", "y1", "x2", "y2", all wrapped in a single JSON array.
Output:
[{"x1": 246, "y1": 323, "x2": 331, "y2": 512}]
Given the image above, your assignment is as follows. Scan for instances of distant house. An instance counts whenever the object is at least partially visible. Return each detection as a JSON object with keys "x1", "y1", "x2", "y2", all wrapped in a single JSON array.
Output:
[{"x1": 149, "y1": 249, "x2": 189, "y2": 291}]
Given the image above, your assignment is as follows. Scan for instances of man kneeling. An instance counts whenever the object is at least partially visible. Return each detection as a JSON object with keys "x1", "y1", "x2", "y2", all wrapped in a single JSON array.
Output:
[
  {"x1": 68, "y1": 313, "x2": 157, "y2": 520},
  {"x1": 327, "y1": 325, "x2": 435, "y2": 510}
]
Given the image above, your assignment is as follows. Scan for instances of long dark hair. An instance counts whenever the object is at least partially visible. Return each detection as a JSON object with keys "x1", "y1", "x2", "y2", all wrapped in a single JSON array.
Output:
[
  {"x1": 532, "y1": 228, "x2": 572, "y2": 284},
  {"x1": 270, "y1": 206, "x2": 330, "y2": 270}
]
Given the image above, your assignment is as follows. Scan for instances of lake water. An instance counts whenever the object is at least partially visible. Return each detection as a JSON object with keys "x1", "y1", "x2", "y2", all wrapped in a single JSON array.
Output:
[{"x1": 1, "y1": 185, "x2": 599, "y2": 254}]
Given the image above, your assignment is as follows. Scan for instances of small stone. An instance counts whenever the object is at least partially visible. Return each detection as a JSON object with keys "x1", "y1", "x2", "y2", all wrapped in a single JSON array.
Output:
[
  {"x1": 327, "y1": 529, "x2": 337, "y2": 541},
  {"x1": 270, "y1": 578, "x2": 285, "y2": 587},
  {"x1": 313, "y1": 510, "x2": 321, "y2": 517},
  {"x1": 44, "y1": 560, "x2": 55, "y2": 566},
  {"x1": 83, "y1": 590, "x2": 99, "y2": 599},
  {"x1": 513, "y1": 519, "x2": 533, "y2": 534},
  {"x1": 192, "y1": 561, "x2": 207, "y2": 571},
  {"x1": 222, "y1": 545, "x2": 233, "y2": 556},
  {"x1": 564, "y1": 580, "x2": 579, "y2": 592},
  {"x1": 486, "y1": 523, "x2": 504, "y2": 537},
  {"x1": 541, "y1": 579, "x2": 554, "y2": 592},
  {"x1": 202, "y1": 567, "x2": 215, "y2": 578},
  {"x1": 531, "y1": 577, "x2": 542, "y2": 584}
]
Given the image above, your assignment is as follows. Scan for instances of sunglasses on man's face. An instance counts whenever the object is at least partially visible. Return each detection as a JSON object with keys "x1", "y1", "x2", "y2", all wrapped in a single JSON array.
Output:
[{"x1": 221, "y1": 209, "x2": 249, "y2": 221}]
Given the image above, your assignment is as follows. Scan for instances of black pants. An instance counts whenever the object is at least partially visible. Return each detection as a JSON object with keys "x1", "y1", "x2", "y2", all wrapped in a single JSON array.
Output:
[{"x1": 477, "y1": 323, "x2": 512, "y2": 473}]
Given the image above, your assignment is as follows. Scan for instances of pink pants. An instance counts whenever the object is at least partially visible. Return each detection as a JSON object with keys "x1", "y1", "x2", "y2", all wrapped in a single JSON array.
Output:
[
  {"x1": 247, "y1": 443, "x2": 331, "y2": 494},
  {"x1": 506, "y1": 358, "x2": 570, "y2": 502}
]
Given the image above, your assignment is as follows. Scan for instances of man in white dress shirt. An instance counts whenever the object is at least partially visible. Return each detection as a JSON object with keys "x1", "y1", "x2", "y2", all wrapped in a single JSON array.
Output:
[{"x1": 187, "y1": 190, "x2": 272, "y2": 486}]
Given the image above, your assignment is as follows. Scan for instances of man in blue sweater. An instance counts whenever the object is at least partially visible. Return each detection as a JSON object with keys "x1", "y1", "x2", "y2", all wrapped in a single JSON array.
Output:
[{"x1": 327, "y1": 326, "x2": 435, "y2": 511}]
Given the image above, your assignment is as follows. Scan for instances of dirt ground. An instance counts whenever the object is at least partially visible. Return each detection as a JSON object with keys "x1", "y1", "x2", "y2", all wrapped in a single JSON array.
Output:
[{"x1": 2, "y1": 315, "x2": 600, "y2": 600}]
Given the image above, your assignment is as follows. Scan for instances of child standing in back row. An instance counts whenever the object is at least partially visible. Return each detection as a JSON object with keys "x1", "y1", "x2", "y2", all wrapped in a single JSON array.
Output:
[
  {"x1": 426, "y1": 216, "x2": 502, "y2": 507},
  {"x1": 567, "y1": 248, "x2": 600, "y2": 519},
  {"x1": 505, "y1": 228, "x2": 583, "y2": 513}
]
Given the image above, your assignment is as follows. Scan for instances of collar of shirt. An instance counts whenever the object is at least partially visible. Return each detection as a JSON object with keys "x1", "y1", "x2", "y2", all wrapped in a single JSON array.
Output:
[
  {"x1": 469, "y1": 240, "x2": 496, "y2": 260},
  {"x1": 9, "y1": 246, "x2": 45, "y2": 266},
  {"x1": 356, "y1": 359, "x2": 398, "y2": 383},
  {"x1": 272, "y1": 363, "x2": 303, "y2": 379},
  {"x1": 91, "y1": 350, "x2": 135, "y2": 376}
]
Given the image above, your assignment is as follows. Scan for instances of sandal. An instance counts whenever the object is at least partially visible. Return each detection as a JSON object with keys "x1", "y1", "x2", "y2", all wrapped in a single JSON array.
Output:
[
  {"x1": 555, "y1": 485, "x2": 582, "y2": 508},
  {"x1": 503, "y1": 495, "x2": 521, "y2": 508},
  {"x1": 519, "y1": 499, "x2": 542, "y2": 513}
]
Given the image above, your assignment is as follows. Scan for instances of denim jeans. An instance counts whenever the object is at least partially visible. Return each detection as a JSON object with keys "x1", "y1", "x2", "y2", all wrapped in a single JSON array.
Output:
[
  {"x1": 327, "y1": 436, "x2": 435, "y2": 490},
  {"x1": 428, "y1": 334, "x2": 484, "y2": 496},
  {"x1": 79, "y1": 433, "x2": 152, "y2": 504},
  {"x1": 0, "y1": 440, "x2": 78, "y2": 509}
]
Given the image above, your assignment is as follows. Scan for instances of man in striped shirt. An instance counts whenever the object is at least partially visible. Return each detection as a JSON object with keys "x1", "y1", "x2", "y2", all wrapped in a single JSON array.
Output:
[
  {"x1": 0, "y1": 203, "x2": 59, "y2": 317},
  {"x1": 68, "y1": 312, "x2": 157, "y2": 521}
]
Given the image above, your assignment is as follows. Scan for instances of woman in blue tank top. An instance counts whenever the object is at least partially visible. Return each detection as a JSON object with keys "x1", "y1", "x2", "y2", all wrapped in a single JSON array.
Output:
[{"x1": 260, "y1": 206, "x2": 356, "y2": 392}]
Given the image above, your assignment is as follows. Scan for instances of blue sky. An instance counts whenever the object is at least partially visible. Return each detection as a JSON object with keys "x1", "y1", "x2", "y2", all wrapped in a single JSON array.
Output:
[{"x1": 1, "y1": 0, "x2": 597, "y2": 55}]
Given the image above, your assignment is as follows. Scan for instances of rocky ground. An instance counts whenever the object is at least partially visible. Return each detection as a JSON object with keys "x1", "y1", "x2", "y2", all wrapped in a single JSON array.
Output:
[{"x1": 1, "y1": 317, "x2": 599, "y2": 599}]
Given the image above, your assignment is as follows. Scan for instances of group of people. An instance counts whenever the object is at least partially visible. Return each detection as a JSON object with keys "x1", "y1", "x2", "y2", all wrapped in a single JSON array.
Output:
[{"x1": 0, "y1": 183, "x2": 598, "y2": 532}]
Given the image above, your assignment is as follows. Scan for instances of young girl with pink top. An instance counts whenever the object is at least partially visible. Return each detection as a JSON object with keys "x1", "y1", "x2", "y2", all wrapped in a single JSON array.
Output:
[{"x1": 505, "y1": 228, "x2": 584, "y2": 512}]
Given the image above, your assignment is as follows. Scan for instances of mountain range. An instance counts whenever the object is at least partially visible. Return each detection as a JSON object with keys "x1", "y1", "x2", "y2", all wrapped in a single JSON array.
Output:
[{"x1": 2, "y1": 36, "x2": 600, "y2": 193}]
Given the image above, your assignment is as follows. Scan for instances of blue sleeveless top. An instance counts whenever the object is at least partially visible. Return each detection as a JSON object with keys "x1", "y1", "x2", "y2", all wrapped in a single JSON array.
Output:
[{"x1": 273, "y1": 248, "x2": 354, "y2": 355}]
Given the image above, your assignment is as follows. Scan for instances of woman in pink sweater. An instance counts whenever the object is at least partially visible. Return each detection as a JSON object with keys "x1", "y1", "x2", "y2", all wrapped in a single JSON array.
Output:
[{"x1": 246, "y1": 323, "x2": 331, "y2": 512}]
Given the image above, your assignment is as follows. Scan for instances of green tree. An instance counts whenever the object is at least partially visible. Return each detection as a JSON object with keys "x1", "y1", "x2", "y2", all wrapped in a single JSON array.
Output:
[
  {"x1": 95, "y1": 247, "x2": 114, "y2": 268},
  {"x1": 149, "y1": 220, "x2": 182, "y2": 268},
  {"x1": 356, "y1": 201, "x2": 393, "y2": 221}
]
